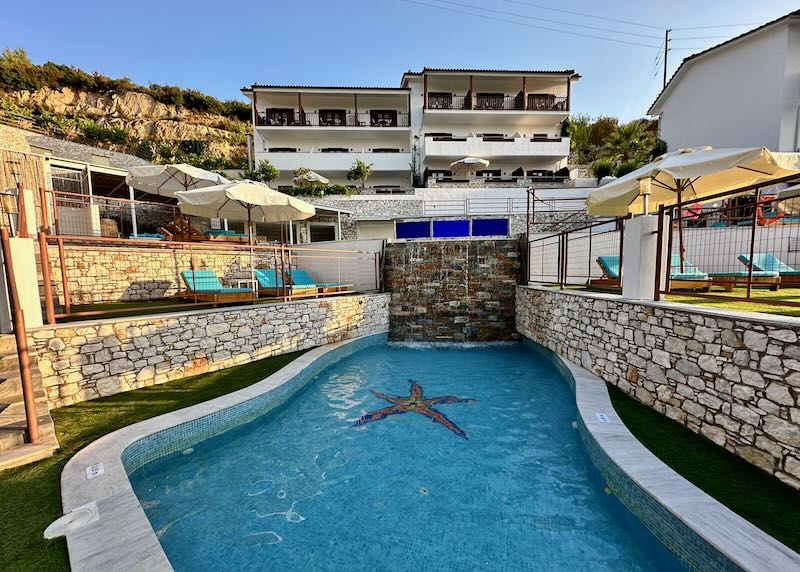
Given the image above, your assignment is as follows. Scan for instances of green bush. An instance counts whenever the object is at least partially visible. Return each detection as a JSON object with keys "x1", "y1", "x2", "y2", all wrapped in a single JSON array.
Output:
[
  {"x1": 591, "y1": 158, "x2": 616, "y2": 181},
  {"x1": 242, "y1": 160, "x2": 280, "y2": 183},
  {"x1": 614, "y1": 160, "x2": 640, "y2": 177}
]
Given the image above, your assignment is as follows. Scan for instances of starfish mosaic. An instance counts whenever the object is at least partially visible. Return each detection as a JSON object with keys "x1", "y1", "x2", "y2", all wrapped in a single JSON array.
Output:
[{"x1": 354, "y1": 380, "x2": 475, "y2": 439}]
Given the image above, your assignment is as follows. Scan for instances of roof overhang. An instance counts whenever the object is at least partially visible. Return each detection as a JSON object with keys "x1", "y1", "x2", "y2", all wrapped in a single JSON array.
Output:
[{"x1": 242, "y1": 85, "x2": 409, "y2": 96}]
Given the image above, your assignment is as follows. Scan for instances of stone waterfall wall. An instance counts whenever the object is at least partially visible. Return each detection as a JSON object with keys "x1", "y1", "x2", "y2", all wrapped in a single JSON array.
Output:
[
  {"x1": 516, "y1": 285, "x2": 800, "y2": 489},
  {"x1": 385, "y1": 239, "x2": 521, "y2": 341},
  {"x1": 30, "y1": 293, "x2": 389, "y2": 408}
]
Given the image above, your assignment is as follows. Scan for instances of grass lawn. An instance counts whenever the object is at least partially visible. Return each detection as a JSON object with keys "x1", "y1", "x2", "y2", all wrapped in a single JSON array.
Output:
[
  {"x1": 547, "y1": 283, "x2": 800, "y2": 318},
  {"x1": 58, "y1": 297, "x2": 280, "y2": 323},
  {"x1": 0, "y1": 349, "x2": 307, "y2": 572},
  {"x1": 607, "y1": 384, "x2": 800, "y2": 553}
]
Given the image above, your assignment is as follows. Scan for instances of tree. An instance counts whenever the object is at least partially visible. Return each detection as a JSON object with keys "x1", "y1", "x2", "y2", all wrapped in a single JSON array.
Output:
[
  {"x1": 601, "y1": 120, "x2": 655, "y2": 165},
  {"x1": 242, "y1": 160, "x2": 280, "y2": 184},
  {"x1": 567, "y1": 114, "x2": 592, "y2": 164},
  {"x1": 347, "y1": 159, "x2": 372, "y2": 192},
  {"x1": 589, "y1": 116, "x2": 619, "y2": 148}
]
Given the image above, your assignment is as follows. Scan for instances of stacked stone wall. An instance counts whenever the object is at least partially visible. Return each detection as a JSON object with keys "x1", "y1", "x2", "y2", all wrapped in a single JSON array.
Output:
[
  {"x1": 386, "y1": 239, "x2": 521, "y2": 341},
  {"x1": 30, "y1": 293, "x2": 389, "y2": 408},
  {"x1": 516, "y1": 286, "x2": 800, "y2": 489}
]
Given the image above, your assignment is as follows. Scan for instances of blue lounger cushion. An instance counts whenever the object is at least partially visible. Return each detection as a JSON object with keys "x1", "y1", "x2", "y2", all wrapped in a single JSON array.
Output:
[
  {"x1": 738, "y1": 253, "x2": 800, "y2": 275},
  {"x1": 669, "y1": 254, "x2": 708, "y2": 280},
  {"x1": 285, "y1": 268, "x2": 321, "y2": 289},
  {"x1": 596, "y1": 255, "x2": 620, "y2": 279},
  {"x1": 254, "y1": 269, "x2": 285, "y2": 289},
  {"x1": 708, "y1": 271, "x2": 779, "y2": 278},
  {"x1": 181, "y1": 270, "x2": 250, "y2": 293}
]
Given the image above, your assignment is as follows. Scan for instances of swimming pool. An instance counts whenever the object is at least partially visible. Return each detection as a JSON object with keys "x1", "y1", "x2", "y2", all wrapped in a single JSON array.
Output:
[{"x1": 128, "y1": 341, "x2": 686, "y2": 571}]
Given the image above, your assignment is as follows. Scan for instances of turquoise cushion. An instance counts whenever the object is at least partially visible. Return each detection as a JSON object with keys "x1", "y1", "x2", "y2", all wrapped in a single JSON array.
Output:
[
  {"x1": 254, "y1": 269, "x2": 284, "y2": 288},
  {"x1": 669, "y1": 254, "x2": 706, "y2": 278},
  {"x1": 709, "y1": 271, "x2": 779, "y2": 278},
  {"x1": 671, "y1": 272, "x2": 708, "y2": 281},
  {"x1": 740, "y1": 253, "x2": 797, "y2": 274},
  {"x1": 181, "y1": 270, "x2": 224, "y2": 292},
  {"x1": 287, "y1": 268, "x2": 317, "y2": 287},
  {"x1": 220, "y1": 288, "x2": 251, "y2": 293},
  {"x1": 596, "y1": 255, "x2": 620, "y2": 279}
]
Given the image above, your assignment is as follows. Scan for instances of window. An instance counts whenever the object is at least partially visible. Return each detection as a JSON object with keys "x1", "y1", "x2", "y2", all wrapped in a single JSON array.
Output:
[
  {"x1": 476, "y1": 170, "x2": 501, "y2": 177},
  {"x1": 309, "y1": 223, "x2": 336, "y2": 242},
  {"x1": 264, "y1": 108, "x2": 295, "y2": 126},
  {"x1": 428, "y1": 92, "x2": 453, "y2": 109},
  {"x1": 268, "y1": 147, "x2": 297, "y2": 152},
  {"x1": 370, "y1": 110, "x2": 397, "y2": 127},
  {"x1": 372, "y1": 148, "x2": 401, "y2": 153},
  {"x1": 320, "y1": 148, "x2": 349, "y2": 153},
  {"x1": 319, "y1": 109, "x2": 347, "y2": 126}
]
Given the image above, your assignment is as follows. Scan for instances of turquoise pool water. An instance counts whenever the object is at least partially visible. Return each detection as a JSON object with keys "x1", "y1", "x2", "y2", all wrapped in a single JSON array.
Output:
[{"x1": 130, "y1": 343, "x2": 687, "y2": 571}]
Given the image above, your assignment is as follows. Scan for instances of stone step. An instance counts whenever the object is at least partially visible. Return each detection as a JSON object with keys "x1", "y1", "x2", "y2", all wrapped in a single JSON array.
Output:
[
  {"x1": 0, "y1": 442, "x2": 59, "y2": 471},
  {"x1": 0, "y1": 335, "x2": 17, "y2": 356},
  {"x1": 0, "y1": 409, "x2": 56, "y2": 453}
]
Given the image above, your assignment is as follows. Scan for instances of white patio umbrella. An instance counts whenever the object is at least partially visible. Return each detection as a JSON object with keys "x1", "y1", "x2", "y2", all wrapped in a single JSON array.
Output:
[
  {"x1": 293, "y1": 171, "x2": 329, "y2": 186},
  {"x1": 126, "y1": 164, "x2": 229, "y2": 198},
  {"x1": 586, "y1": 147, "x2": 800, "y2": 217},
  {"x1": 175, "y1": 181, "x2": 316, "y2": 242},
  {"x1": 450, "y1": 157, "x2": 490, "y2": 177},
  {"x1": 587, "y1": 146, "x2": 800, "y2": 273}
]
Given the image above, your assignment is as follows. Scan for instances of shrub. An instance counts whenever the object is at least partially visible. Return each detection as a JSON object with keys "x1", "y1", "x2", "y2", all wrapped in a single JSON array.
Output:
[
  {"x1": 242, "y1": 160, "x2": 280, "y2": 183},
  {"x1": 614, "y1": 160, "x2": 640, "y2": 177},
  {"x1": 592, "y1": 158, "x2": 616, "y2": 181}
]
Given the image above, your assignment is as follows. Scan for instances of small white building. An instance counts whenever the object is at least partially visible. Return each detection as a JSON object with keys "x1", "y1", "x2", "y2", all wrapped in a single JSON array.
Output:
[
  {"x1": 649, "y1": 10, "x2": 800, "y2": 152},
  {"x1": 241, "y1": 67, "x2": 579, "y2": 191}
]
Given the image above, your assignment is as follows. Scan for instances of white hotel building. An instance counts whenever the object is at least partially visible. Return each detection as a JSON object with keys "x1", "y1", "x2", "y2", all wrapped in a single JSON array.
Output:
[{"x1": 242, "y1": 68, "x2": 578, "y2": 191}]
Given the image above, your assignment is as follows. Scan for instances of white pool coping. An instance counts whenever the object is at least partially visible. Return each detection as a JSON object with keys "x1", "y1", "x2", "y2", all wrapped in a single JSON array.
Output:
[{"x1": 59, "y1": 333, "x2": 800, "y2": 571}]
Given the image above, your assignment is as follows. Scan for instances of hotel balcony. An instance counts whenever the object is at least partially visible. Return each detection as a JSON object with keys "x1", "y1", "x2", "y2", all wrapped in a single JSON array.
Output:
[
  {"x1": 256, "y1": 110, "x2": 410, "y2": 128},
  {"x1": 261, "y1": 150, "x2": 411, "y2": 173},
  {"x1": 426, "y1": 93, "x2": 568, "y2": 112},
  {"x1": 424, "y1": 135, "x2": 570, "y2": 159}
]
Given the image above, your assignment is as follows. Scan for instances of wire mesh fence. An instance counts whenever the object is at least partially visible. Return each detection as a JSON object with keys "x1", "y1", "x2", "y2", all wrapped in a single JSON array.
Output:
[
  {"x1": 659, "y1": 189, "x2": 800, "y2": 308},
  {"x1": 38, "y1": 236, "x2": 382, "y2": 322},
  {"x1": 528, "y1": 218, "x2": 624, "y2": 288}
]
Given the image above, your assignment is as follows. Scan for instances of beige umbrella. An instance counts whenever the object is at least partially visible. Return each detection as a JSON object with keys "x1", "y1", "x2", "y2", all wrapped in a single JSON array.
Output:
[
  {"x1": 450, "y1": 157, "x2": 489, "y2": 177},
  {"x1": 293, "y1": 171, "x2": 329, "y2": 185},
  {"x1": 175, "y1": 181, "x2": 316, "y2": 243},
  {"x1": 126, "y1": 164, "x2": 229, "y2": 198},
  {"x1": 586, "y1": 147, "x2": 800, "y2": 217}
]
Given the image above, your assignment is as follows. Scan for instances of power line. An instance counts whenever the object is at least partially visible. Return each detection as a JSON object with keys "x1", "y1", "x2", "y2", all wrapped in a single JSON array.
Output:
[
  {"x1": 497, "y1": 0, "x2": 663, "y2": 30},
  {"x1": 418, "y1": 0, "x2": 661, "y2": 39},
  {"x1": 397, "y1": 0, "x2": 662, "y2": 48},
  {"x1": 670, "y1": 35, "x2": 735, "y2": 40},
  {"x1": 672, "y1": 22, "x2": 761, "y2": 30}
]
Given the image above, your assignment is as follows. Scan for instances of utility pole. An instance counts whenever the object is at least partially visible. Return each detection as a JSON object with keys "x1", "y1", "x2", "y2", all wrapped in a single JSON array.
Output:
[{"x1": 663, "y1": 28, "x2": 671, "y2": 89}]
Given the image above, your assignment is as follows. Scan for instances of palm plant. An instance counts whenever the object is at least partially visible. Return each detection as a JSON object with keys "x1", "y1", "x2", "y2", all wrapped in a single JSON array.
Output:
[
  {"x1": 602, "y1": 120, "x2": 655, "y2": 165},
  {"x1": 347, "y1": 159, "x2": 372, "y2": 192}
]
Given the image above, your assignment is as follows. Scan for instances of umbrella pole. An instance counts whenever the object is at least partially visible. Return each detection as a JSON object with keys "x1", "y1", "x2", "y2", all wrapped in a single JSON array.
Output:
[{"x1": 677, "y1": 187, "x2": 685, "y2": 273}]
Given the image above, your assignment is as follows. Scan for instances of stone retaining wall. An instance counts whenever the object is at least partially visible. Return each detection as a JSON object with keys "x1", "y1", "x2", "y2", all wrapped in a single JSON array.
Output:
[
  {"x1": 516, "y1": 286, "x2": 800, "y2": 489},
  {"x1": 386, "y1": 239, "x2": 520, "y2": 341},
  {"x1": 30, "y1": 293, "x2": 389, "y2": 408}
]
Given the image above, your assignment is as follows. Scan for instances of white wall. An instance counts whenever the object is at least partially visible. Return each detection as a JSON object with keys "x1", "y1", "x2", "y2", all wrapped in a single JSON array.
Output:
[{"x1": 656, "y1": 22, "x2": 795, "y2": 151}]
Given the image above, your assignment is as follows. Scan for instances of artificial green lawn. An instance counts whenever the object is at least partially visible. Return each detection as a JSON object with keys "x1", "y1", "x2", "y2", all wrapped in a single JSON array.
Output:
[
  {"x1": 58, "y1": 298, "x2": 280, "y2": 323},
  {"x1": 608, "y1": 384, "x2": 800, "y2": 553},
  {"x1": 0, "y1": 349, "x2": 307, "y2": 572}
]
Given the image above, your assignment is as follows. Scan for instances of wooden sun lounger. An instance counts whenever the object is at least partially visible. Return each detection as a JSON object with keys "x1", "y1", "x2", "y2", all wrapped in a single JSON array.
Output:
[{"x1": 710, "y1": 274, "x2": 780, "y2": 291}]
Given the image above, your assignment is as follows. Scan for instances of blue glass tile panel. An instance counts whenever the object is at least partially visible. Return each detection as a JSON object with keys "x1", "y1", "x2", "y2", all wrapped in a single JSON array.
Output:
[
  {"x1": 472, "y1": 218, "x2": 509, "y2": 236},
  {"x1": 432, "y1": 219, "x2": 470, "y2": 238},
  {"x1": 395, "y1": 221, "x2": 431, "y2": 239}
]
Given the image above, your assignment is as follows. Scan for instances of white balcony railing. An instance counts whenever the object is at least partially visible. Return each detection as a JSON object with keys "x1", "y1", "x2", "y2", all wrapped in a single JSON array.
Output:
[
  {"x1": 261, "y1": 151, "x2": 411, "y2": 172},
  {"x1": 424, "y1": 136, "x2": 570, "y2": 158}
]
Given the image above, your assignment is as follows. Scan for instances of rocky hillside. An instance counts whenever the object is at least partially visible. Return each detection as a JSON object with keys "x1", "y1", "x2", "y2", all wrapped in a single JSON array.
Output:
[{"x1": 0, "y1": 49, "x2": 249, "y2": 169}]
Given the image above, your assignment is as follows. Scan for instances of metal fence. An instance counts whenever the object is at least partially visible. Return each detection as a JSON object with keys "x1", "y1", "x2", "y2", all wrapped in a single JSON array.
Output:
[
  {"x1": 655, "y1": 188, "x2": 800, "y2": 308},
  {"x1": 37, "y1": 235, "x2": 383, "y2": 322},
  {"x1": 527, "y1": 218, "x2": 624, "y2": 287}
]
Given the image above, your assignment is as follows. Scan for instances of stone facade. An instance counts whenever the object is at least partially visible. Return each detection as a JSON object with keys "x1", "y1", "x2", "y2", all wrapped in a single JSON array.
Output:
[
  {"x1": 516, "y1": 286, "x2": 800, "y2": 489},
  {"x1": 386, "y1": 239, "x2": 521, "y2": 341},
  {"x1": 30, "y1": 293, "x2": 389, "y2": 408}
]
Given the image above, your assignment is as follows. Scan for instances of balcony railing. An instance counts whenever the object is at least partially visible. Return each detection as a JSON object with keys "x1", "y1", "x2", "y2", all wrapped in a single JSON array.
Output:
[
  {"x1": 426, "y1": 94, "x2": 568, "y2": 111},
  {"x1": 256, "y1": 111, "x2": 410, "y2": 127}
]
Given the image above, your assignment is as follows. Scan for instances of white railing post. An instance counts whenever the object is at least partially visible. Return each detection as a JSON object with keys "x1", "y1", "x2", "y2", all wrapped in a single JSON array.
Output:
[{"x1": 128, "y1": 185, "x2": 138, "y2": 238}]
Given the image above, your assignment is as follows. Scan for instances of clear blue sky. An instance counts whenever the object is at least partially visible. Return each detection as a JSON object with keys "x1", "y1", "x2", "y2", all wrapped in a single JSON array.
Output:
[{"x1": 4, "y1": 0, "x2": 797, "y2": 121}]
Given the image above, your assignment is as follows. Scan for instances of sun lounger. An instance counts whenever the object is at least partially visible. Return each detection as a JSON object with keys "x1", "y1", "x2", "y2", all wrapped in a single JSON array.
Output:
[
  {"x1": 708, "y1": 271, "x2": 780, "y2": 291},
  {"x1": 254, "y1": 268, "x2": 317, "y2": 298},
  {"x1": 589, "y1": 255, "x2": 620, "y2": 288},
  {"x1": 180, "y1": 269, "x2": 253, "y2": 303},
  {"x1": 668, "y1": 254, "x2": 711, "y2": 291},
  {"x1": 589, "y1": 254, "x2": 710, "y2": 291},
  {"x1": 287, "y1": 268, "x2": 349, "y2": 294},
  {"x1": 738, "y1": 253, "x2": 800, "y2": 286}
]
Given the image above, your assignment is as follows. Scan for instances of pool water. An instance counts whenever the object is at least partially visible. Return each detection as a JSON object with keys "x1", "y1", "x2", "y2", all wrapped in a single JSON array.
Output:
[{"x1": 130, "y1": 343, "x2": 687, "y2": 571}]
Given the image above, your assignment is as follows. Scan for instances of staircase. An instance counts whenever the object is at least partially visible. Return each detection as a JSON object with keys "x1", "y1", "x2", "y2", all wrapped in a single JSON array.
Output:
[{"x1": 0, "y1": 334, "x2": 59, "y2": 470}]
